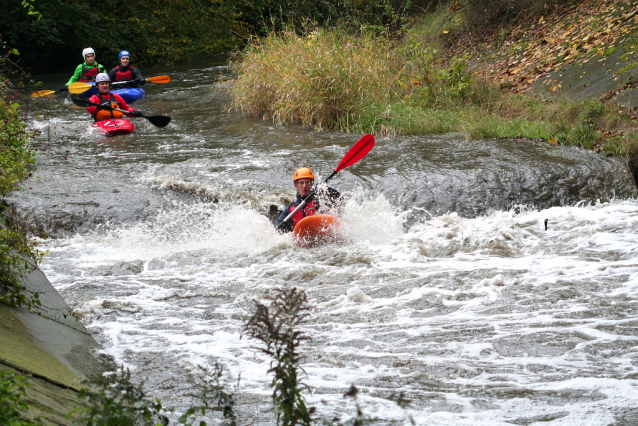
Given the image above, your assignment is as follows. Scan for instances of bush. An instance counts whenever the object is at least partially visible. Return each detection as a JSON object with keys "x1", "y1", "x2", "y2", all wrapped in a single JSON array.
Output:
[
  {"x1": 0, "y1": 371, "x2": 43, "y2": 426},
  {"x1": 0, "y1": 48, "x2": 44, "y2": 310},
  {"x1": 71, "y1": 365, "x2": 236, "y2": 426}
]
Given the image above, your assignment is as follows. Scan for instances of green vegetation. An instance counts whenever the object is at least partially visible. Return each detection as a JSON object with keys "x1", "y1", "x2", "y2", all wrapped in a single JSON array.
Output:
[
  {"x1": 242, "y1": 287, "x2": 415, "y2": 425},
  {"x1": 244, "y1": 287, "x2": 312, "y2": 426},
  {"x1": 0, "y1": 0, "x2": 428, "y2": 73},
  {"x1": 70, "y1": 364, "x2": 236, "y2": 426},
  {"x1": 70, "y1": 367, "x2": 167, "y2": 426},
  {"x1": 0, "y1": 364, "x2": 236, "y2": 426},
  {"x1": 0, "y1": 0, "x2": 249, "y2": 72},
  {"x1": 0, "y1": 371, "x2": 43, "y2": 426},
  {"x1": 0, "y1": 47, "x2": 44, "y2": 310},
  {"x1": 230, "y1": 2, "x2": 638, "y2": 157}
]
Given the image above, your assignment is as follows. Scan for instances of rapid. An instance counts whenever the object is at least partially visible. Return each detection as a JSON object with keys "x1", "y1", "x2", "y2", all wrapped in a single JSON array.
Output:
[{"x1": 9, "y1": 58, "x2": 638, "y2": 425}]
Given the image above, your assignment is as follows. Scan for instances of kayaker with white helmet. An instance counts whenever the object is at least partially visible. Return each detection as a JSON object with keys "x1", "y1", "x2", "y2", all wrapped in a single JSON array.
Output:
[
  {"x1": 274, "y1": 167, "x2": 342, "y2": 233},
  {"x1": 85, "y1": 73, "x2": 143, "y2": 122},
  {"x1": 108, "y1": 50, "x2": 146, "y2": 88},
  {"x1": 61, "y1": 48, "x2": 106, "y2": 91}
]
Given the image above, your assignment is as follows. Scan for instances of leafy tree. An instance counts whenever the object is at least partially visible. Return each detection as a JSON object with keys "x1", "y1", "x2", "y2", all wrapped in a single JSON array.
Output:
[{"x1": 0, "y1": 0, "x2": 104, "y2": 73}]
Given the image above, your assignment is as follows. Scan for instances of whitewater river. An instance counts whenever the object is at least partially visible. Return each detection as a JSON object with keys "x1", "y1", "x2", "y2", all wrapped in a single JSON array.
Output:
[{"x1": 10, "y1": 58, "x2": 638, "y2": 425}]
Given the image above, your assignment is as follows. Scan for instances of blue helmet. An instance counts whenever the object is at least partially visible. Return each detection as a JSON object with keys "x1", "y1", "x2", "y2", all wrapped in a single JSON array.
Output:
[{"x1": 118, "y1": 50, "x2": 131, "y2": 61}]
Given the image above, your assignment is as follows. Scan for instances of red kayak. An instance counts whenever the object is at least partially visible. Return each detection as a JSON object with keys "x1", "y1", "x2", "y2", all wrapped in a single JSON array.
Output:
[
  {"x1": 292, "y1": 214, "x2": 342, "y2": 248},
  {"x1": 92, "y1": 119, "x2": 136, "y2": 136}
]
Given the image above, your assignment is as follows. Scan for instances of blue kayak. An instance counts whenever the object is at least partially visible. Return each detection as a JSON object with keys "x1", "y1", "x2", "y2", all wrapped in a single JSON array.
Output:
[
  {"x1": 112, "y1": 88, "x2": 146, "y2": 103},
  {"x1": 79, "y1": 82, "x2": 146, "y2": 103}
]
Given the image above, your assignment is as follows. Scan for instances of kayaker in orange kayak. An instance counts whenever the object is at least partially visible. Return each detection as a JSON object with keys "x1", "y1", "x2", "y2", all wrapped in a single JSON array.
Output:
[
  {"x1": 85, "y1": 73, "x2": 143, "y2": 122},
  {"x1": 274, "y1": 167, "x2": 341, "y2": 233}
]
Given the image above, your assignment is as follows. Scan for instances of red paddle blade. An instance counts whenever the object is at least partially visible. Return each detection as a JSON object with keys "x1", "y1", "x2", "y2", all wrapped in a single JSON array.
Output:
[{"x1": 335, "y1": 134, "x2": 375, "y2": 172}]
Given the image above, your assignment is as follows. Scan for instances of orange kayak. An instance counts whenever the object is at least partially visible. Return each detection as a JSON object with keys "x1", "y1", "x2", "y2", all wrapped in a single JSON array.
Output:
[{"x1": 292, "y1": 214, "x2": 342, "y2": 248}]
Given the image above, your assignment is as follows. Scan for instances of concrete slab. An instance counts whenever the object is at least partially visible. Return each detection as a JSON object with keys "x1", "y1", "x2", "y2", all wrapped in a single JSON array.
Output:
[
  {"x1": 0, "y1": 258, "x2": 105, "y2": 388},
  {"x1": 0, "y1": 257, "x2": 105, "y2": 424}
]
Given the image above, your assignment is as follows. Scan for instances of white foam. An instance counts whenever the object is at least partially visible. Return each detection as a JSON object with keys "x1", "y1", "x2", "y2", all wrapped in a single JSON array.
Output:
[{"x1": 39, "y1": 197, "x2": 638, "y2": 424}]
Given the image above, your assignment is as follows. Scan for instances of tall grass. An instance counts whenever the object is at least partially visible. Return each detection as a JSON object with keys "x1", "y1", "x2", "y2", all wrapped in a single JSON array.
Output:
[
  {"x1": 230, "y1": 21, "x2": 638, "y2": 156},
  {"x1": 230, "y1": 28, "x2": 402, "y2": 131}
]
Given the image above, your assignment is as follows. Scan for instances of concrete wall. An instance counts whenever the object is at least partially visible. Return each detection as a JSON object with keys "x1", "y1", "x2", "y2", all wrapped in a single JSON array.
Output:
[{"x1": 0, "y1": 260, "x2": 104, "y2": 425}]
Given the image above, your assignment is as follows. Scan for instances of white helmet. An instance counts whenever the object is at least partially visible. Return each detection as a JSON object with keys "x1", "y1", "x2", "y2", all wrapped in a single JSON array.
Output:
[
  {"x1": 82, "y1": 47, "x2": 95, "y2": 59},
  {"x1": 95, "y1": 73, "x2": 110, "y2": 83}
]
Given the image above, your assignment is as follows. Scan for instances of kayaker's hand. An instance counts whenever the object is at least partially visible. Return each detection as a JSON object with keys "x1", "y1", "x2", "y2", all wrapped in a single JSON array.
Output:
[
  {"x1": 135, "y1": 78, "x2": 146, "y2": 86},
  {"x1": 132, "y1": 110, "x2": 143, "y2": 117},
  {"x1": 58, "y1": 85, "x2": 68, "y2": 92}
]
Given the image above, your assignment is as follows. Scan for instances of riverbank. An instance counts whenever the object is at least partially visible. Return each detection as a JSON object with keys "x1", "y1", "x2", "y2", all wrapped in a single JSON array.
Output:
[
  {"x1": 229, "y1": 0, "x2": 638, "y2": 158},
  {"x1": 1, "y1": 69, "x2": 104, "y2": 426},
  {"x1": 0, "y1": 258, "x2": 104, "y2": 424}
]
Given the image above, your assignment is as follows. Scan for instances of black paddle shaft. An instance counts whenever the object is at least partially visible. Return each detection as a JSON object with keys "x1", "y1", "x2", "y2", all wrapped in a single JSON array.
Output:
[{"x1": 70, "y1": 94, "x2": 171, "y2": 128}]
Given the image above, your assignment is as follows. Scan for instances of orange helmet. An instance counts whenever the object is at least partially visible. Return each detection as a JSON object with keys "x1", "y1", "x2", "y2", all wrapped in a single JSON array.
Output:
[{"x1": 293, "y1": 167, "x2": 314, "y2": 182}]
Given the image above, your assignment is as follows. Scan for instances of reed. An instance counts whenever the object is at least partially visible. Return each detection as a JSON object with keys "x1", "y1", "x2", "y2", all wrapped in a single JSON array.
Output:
[
  {"x1": 231, "y1": 28, "x2": 402, "y2": 132},
  {"x1": 230, "y1": 17, "x2": 638, "y2": 156}
]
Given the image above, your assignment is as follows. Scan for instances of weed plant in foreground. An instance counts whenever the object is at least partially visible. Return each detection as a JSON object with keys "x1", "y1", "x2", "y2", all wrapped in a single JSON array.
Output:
[
  {"x1": 243, "y1": 287, "x2": 416, "y2": 425},
  {"x1": 71, "y1": 364, "x2": 236, "y2": 426},
  {"x1": 243, "y1": 287, "x2": 313, "y2": 426}
]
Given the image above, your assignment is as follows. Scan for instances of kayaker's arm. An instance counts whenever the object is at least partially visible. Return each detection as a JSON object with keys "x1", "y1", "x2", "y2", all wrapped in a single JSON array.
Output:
[
  {"x1": 66, "y1": 64, "x2": 84, "y2": 86},
  {"x1": 274, "y1": 208, "x2": 295, "y2": 233},
  {"x1": 276, "y1": 191, "x2": 316, "y2": 231},
  {"x1": 317, "y1": 186, "x2": 342, "y2": 211},
  {"x1": 132, "y1": 67, "x2": 146, "y2": 86},
  {"x1": 107, "y1": 68, "x2": 117, "y2": 83}
]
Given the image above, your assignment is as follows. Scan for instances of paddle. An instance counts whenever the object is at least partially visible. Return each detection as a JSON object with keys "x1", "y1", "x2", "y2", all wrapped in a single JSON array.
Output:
[
  {"x1": 70, "y1": 93, "x2": 171, "y2": 128},
  {"x1": 67, "y1": 75, "x2": 171, "y2": 94},
  {"x1": 30, "y1": 87, "x2": 68, "y2": 98},
  {"x1": 277, "y1": 133, "x2": 375, "y2": 228}
]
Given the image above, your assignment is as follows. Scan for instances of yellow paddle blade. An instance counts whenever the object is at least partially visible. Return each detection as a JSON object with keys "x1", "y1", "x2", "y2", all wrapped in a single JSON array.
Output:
[
  {"x1": 147, "y1": 75, "x2": 170, "y2": 83},
  {"x1": 31, "y1": 90, "x2": 56, "y2": 98},
  {"x1": 68, "y1": 82, "x2": 92, "y2": 94}
]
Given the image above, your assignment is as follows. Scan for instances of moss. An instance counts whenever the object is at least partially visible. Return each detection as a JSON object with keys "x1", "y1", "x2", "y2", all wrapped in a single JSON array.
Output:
[{"x1": 0, "y1": 305, "x2": 83, "y2": 390}]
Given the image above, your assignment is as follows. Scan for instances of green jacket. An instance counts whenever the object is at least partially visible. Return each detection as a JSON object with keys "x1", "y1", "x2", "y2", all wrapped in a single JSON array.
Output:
[{"x1": 66, "y1": 62, "x2": 106, "y2": 85}]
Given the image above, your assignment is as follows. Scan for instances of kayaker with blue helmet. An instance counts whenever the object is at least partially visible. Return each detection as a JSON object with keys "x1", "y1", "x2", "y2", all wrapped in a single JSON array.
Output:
[
  {"x1": 61, "y1": 48, "x2": 106, "y2": 91},
  {"x1": 274, "y1": 167, "x2": 342, "y2": 233},
  {"x1": 108, "y1": 50, "x2": 146, "y2": 88},
  {"x1": 85, "y1": 73, "x2": 143, "y2": 122}
]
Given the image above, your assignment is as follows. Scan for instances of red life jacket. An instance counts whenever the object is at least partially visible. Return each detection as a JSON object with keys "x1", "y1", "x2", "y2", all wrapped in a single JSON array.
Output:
[
  {"x1": 289, "y1": 200, "x2": 317, "y2": 227},
  {"x1": 115, "y1": 65, "x2": 135, "y2": 81},
  {"x1": 80, "y1": 64, "x2": 100, "y2": 82}
]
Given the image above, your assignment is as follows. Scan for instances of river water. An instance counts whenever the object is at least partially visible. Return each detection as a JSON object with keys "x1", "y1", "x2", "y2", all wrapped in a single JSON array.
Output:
[{"x1": 9, "y1": 58, "x2": 638, "y2": 425}]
